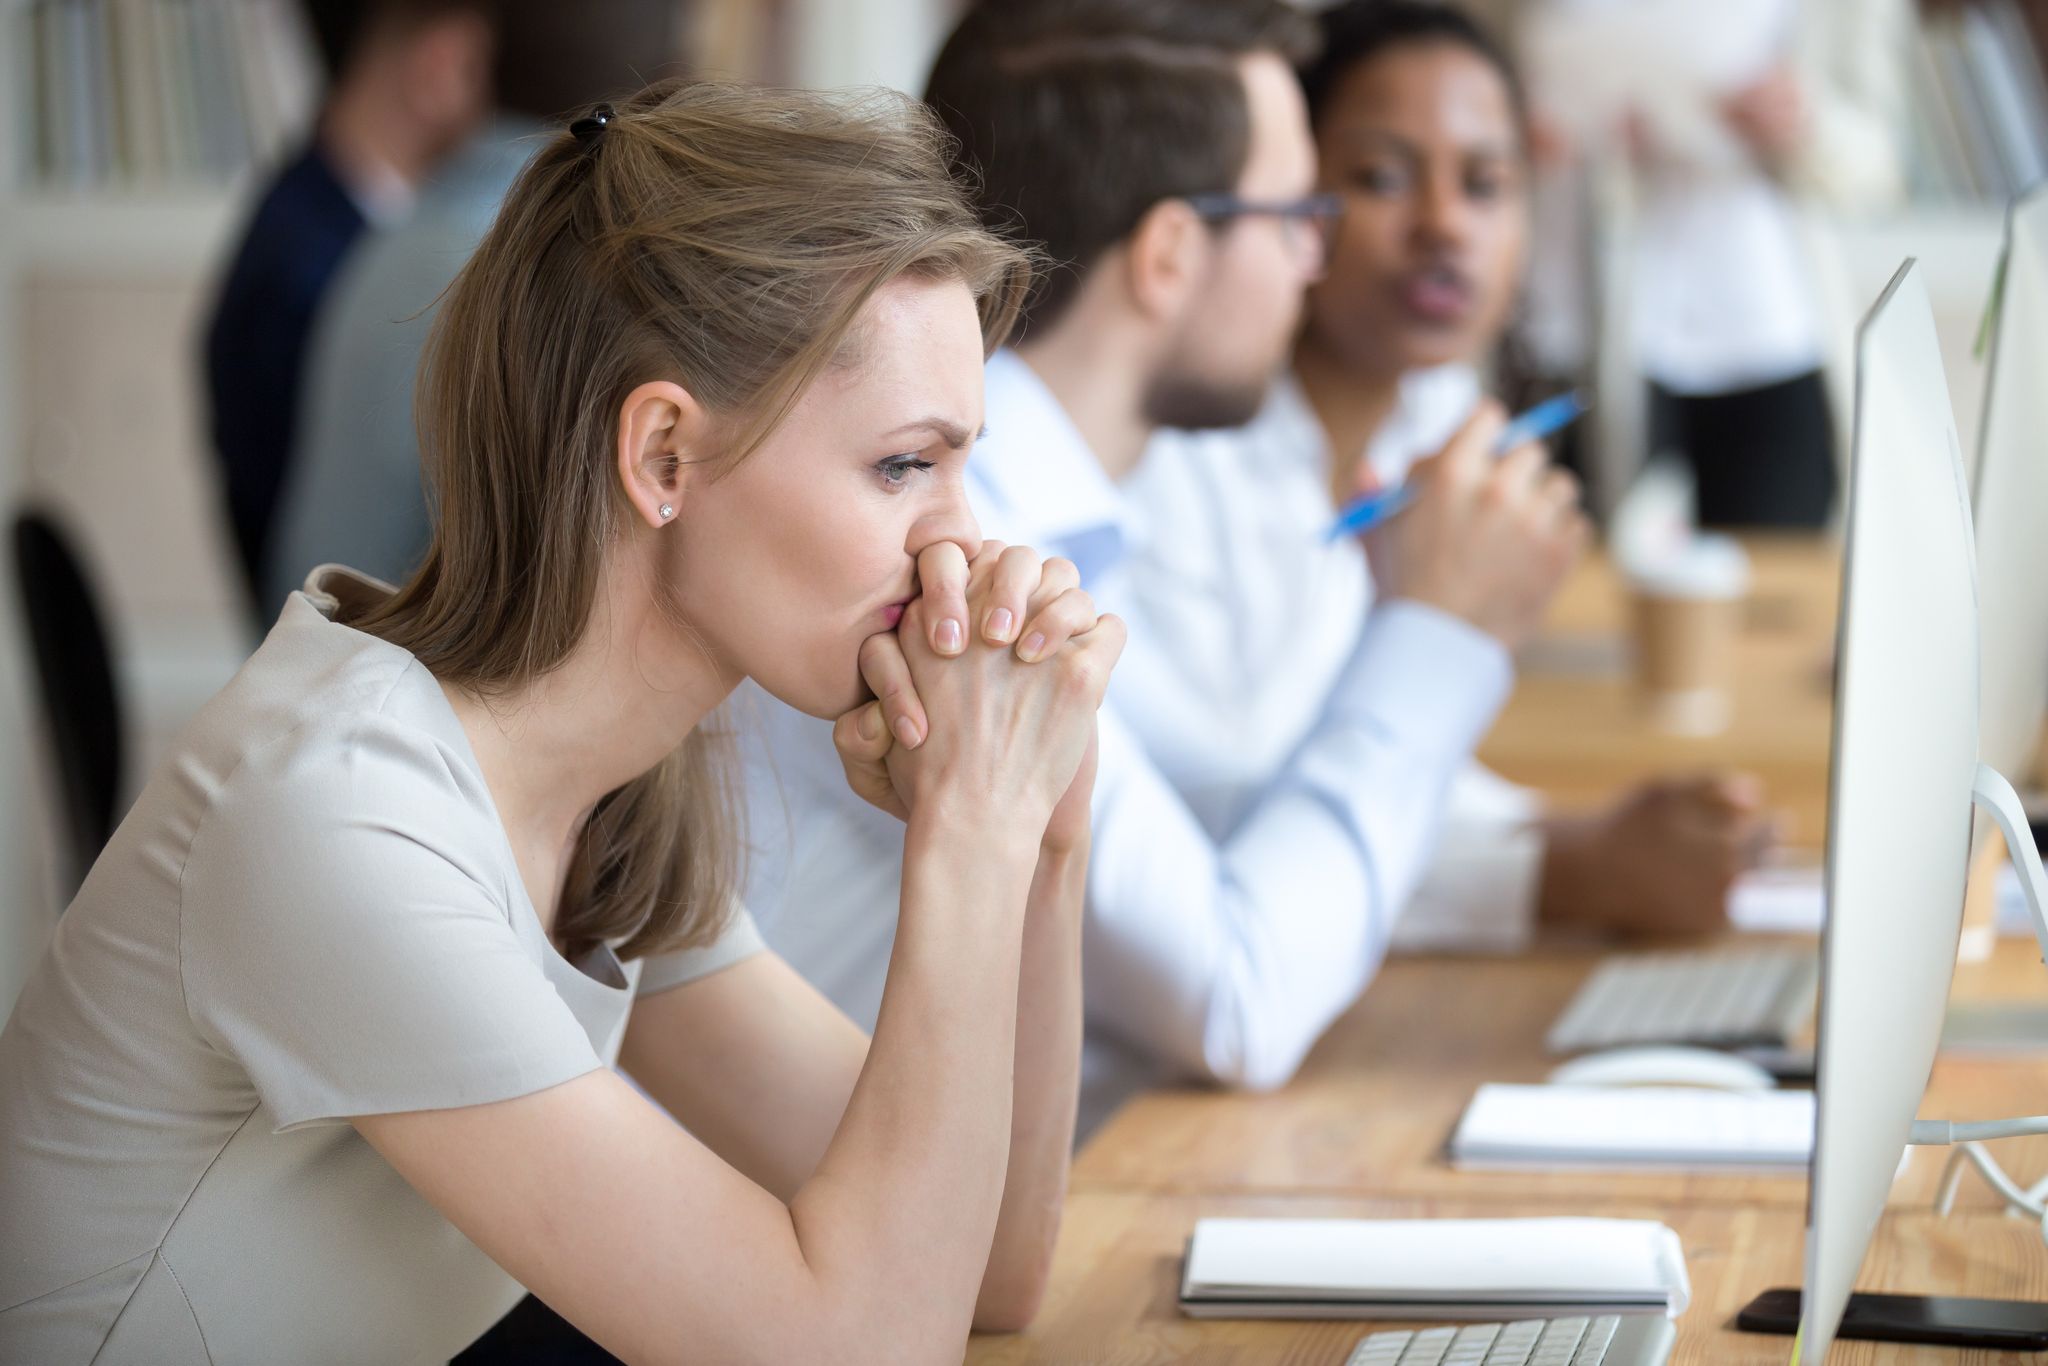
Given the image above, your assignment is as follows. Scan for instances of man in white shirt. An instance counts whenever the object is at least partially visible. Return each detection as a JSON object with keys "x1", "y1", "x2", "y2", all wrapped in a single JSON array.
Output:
[
  {"x1": 1121, "y1": 365, "x2": 1555, "y2": 953},
  {"x1": 1120, "y1": 1, "x2": 1772, "y2": 961},
  {"x1": 740, "y1": 0, "x2": 1585, "y2": 1135}
]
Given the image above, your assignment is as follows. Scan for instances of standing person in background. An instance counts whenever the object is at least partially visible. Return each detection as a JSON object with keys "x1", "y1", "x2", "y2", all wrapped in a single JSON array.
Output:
[
  {"x1": 263, "y1": 0, "x2": 683, "y2": 612},
  {"x1": 738, "y1": 0, "x2": 1586, "y2": 1142},
  {"x1": 1523, "y1": 0, "x2": 1908, "y2": 527},
  {"x1": 205, "y1": 0, "x2": 493, "y2": 619},
  {"x1": 1124, "y1": 0, "x2": 1772, "y2": 970},
  {"x1": 1641, "y1": 0, "x2": 1909, "y2": 527}
]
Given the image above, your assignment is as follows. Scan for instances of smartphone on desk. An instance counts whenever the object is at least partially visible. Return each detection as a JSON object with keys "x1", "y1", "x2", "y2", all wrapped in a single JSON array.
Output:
[{"x1": 1738, "y1": 1287, "x2": 2048, "y2": 1349}]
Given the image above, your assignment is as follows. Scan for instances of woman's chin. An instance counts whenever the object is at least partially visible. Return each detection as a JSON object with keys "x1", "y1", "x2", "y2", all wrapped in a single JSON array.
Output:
[
  {"x1": 1388, "y1": 331, "x2": 1469, "y2": 374},
  {"x1": 744, "y1": 665, "x2": 866, "y2": 723}
]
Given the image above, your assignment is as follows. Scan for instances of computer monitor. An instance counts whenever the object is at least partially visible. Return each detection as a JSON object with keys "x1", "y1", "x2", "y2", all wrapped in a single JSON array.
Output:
[
  {"x1": 1799, "y1": 259, "x2": 1980, "y2": 1362},
  {"x1": 1972, "y1": 182, "x2": 2048, "y2": 793}
]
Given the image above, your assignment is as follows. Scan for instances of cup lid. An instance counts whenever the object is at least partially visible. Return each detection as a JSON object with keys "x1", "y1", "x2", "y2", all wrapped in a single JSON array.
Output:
[{"x1": 1625, "y1": 532, "x2": 1750, "y2": 599}]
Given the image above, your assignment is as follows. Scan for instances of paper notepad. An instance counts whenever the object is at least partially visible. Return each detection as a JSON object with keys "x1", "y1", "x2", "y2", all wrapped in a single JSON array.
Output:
[
  {"x1": 1179, "y1": 1216, "x2": 1690, "y2": 1320},
  {"x1": 1449, "y1": 1083, "x2": 1814, "y2": 1171}
]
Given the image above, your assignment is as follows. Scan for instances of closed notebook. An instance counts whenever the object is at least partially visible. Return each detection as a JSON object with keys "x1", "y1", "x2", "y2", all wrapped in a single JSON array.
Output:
[
  {"x1": 1449, "y1": 1083, "x2": 1814, "y2": 1171},
  {"x1": 1179, "y1": 1217, "x2": 1691, "y2": 1321}
]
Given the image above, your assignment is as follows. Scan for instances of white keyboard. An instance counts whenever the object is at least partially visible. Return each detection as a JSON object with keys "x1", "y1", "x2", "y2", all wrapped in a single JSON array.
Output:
[
  {"x1": 1347, "y1": 1315, "x2": 1675, "y2": 1366},
  {"x1": 1546, "y1": 946, "x2": 1819, "y2": 1055}
]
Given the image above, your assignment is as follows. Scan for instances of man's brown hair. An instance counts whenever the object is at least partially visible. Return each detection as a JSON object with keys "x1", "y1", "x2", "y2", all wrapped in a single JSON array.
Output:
[{"x1": 924, "y1": 0, "x2": 1317, "y2": 339}]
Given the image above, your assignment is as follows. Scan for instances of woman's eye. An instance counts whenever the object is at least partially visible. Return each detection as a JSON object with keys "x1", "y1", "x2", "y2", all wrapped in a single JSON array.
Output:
[
  {"x1": 876, "y1": 455, "x2": 936, "y2": 487},
  {"x1": 1466, "y1": 169, "x2": 1512, "y2": 201},
  {"x1": 1350, "y1": 164, "x2": 1407, "y2": 195}
]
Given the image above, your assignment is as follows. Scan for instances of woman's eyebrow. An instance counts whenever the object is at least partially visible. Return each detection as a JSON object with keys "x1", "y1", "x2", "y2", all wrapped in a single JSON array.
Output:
[
  {"x1": 1335, "y1": 125, "x2": 1421, "y2": 156},
  {"x1": 877, "y1": 417, "x2": 985, "y2": 449},
  {"x1": 1335, "y1": 125, "x2": 1518, "y2": 161}
]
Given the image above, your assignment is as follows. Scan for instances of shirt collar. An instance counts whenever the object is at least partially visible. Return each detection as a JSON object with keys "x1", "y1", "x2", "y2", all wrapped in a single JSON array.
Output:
[
  {"x1": 1255, "y1": 362, "x2": 1479, "y2": 485},
  {"x1": 1368, "y1": 363, "x2": 1481, "y2": 482},
  {"x1": 346, "y1": 158, "x2": 416, "y2": 228},
  {"x1": 415, "y1": 116, "x2": 550, "y2": 215},
  {"x1": 968, "y1": 350, "x2": 1132, "y2": 586},
  {"x1": 1254, "y1": 370, "x2": 1330, "y2": 472}
]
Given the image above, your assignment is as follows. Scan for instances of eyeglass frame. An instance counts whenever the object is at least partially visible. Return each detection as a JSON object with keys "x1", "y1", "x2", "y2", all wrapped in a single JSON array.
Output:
[{"x1": 1181, "y1": 191, "x2": 1344, "y2": 257}]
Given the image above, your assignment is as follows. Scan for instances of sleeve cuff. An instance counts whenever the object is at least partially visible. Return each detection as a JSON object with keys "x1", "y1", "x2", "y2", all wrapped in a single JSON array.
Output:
[{"x1": 1389, "y1": 821, "x2": 1548, "y2": 955}]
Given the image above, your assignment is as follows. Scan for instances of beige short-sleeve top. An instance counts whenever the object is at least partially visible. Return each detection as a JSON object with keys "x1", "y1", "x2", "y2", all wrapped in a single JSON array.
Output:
[{"x1": 0, "y1": 568, "x2": 762, "y2": 1364}]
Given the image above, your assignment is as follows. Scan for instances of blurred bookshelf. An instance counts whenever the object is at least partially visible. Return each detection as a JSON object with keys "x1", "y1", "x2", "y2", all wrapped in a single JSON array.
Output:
[
  {"x1": 7, "y1": 0, "x2": 318, "y2": 192},
  {"x1": 0, "y1": 0, "x2": 316, "y2": 272},
  {"x1": 1908, "y1": 0, "x2": 2048, "y2": 205},
  {"x1": 1819, "y1": 1, "x2": 2039, "y2": 508}
]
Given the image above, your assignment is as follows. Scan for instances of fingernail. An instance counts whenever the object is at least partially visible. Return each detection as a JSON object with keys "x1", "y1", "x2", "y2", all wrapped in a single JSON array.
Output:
[
  {"x1": 1019, "y1": 632, "x2": 1047, "y2": 662},
  {"x1": 857, "y1": 704, "x2": 883, "y2": 742},
  {"x1": 935, "y1": 618, "x2": 963, "y2": 654},
  {"x1": 986, "y1": 607, "x2": 1014, "y2": 642},
  {"x1": 893, "y1": 715, "x2": 922, "y2": 750}
]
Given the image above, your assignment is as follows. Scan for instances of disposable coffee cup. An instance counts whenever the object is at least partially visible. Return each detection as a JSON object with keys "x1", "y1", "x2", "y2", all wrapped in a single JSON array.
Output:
[{"x1": 1625, "y1": 535, "x2": 1750, "y2": 737}]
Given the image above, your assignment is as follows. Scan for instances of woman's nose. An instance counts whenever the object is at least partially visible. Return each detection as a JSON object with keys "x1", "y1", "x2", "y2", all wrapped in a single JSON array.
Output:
[{"x1": 910, "y1": 487, "x2": 983, "y2": 563}]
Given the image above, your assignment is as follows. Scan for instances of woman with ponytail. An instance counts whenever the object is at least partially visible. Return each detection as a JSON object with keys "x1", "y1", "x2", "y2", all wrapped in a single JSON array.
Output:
[{"x1": 0, "y1": 79, "x2": 1119, "y2": 1363}]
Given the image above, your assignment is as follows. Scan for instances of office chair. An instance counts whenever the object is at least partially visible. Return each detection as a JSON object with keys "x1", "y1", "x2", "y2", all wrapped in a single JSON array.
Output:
[{"x1": 11, "y1": 508, "x2": 121, "y2": 893}]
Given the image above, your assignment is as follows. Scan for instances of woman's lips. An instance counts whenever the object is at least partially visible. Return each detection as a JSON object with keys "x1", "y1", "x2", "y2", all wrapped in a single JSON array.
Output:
[
  {"x1": 881, "y1": 601, "x2": 909, "y2": 629},
  {"x1": 1397, "y1": 265, "x2": 1475, "y2": 324}
]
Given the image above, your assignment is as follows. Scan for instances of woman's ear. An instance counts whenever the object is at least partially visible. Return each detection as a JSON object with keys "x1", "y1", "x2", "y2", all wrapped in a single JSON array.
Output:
[{"x1": 616, "y1": 380, "x2": 704, "y2": 529}]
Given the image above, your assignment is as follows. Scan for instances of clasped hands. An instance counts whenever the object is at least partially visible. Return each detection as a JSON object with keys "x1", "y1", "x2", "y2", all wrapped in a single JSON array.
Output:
[{"x1": 833, "y1": 541, "x2": 1125, "y2": 854}]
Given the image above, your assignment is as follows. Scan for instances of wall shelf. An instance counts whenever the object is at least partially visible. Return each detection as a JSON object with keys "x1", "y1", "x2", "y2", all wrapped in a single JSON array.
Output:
[{"x1": 0, "y1": 190, "x2": 241, "y2": 275}]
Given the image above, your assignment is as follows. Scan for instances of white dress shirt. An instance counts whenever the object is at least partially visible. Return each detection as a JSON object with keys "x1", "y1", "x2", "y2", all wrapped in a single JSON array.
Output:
[
  {"x1": 1124, "y1": 367, "x2": 1549, "y2": 958},
  {"x1": 740, "y1": 350, "x2": 1513, "y2": 1135}
]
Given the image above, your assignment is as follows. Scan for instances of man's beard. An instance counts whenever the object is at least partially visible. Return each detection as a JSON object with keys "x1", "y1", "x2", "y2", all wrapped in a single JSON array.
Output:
[{"x1": 1141, "y1": 366, "x2": 1269, "y2": 433}]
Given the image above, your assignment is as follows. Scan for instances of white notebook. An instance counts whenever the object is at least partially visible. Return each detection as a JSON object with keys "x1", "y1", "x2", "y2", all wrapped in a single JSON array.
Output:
[
  {"x1": 1179, "y1": 1216, "x2": 1691, "y2": 1320},
  {"x1": 1449, "y1": 1083, "x2": 1814, "y2": 1171}
]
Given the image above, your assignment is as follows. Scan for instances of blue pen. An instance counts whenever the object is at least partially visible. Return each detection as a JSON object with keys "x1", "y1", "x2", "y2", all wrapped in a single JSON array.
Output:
[{"x1": 1323, "y1": 389, "x2": 1592, "y2": 540}]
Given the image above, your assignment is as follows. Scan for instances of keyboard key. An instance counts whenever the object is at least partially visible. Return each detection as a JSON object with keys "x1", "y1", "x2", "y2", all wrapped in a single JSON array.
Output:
[
  {"x1": 1573, "y1": 1317, "x2": 1620, "y2": 1366},
  {"x1": 1346, "y1": 1330, "x2": 1412, "y2": 1366}
]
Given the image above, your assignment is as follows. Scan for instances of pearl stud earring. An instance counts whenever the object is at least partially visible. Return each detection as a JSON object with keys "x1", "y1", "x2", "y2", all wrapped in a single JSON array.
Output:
[{"x1": 658, "y1": 504, "x2": 674, "y2": 520}]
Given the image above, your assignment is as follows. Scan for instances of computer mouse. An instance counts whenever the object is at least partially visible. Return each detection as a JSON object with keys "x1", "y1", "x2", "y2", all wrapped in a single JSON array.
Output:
[{"x1": 1546, "y1": 1045, "x2": 1777, "y2": 1092}]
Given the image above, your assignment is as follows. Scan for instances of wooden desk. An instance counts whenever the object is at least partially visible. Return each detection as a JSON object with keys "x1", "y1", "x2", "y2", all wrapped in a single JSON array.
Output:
[
  {"x1": 1015, "y1": 941, "x2": 2048, "y2": 1363},
  {"x1": 968, "y1": 1191, "x2": 2048, "y2": 1365},
  {"x1": 1479, "y1": 537, "x2": 1840, "y2": 845},
  {"x1": 1073, "y1": 940, "x2": 2048, "y2": 1212},
  {"x1": 977, "y1": 532, "x2": 2048, "y2": 1362}
]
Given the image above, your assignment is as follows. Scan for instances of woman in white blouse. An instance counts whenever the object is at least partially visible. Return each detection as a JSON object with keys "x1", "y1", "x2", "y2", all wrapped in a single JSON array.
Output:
[
  {"x1": 1126, "y1": 0, "x2": 1771, "y2": 951},
  {"x1": 0, "y1": 81, "x2": 1121, "y2": 1363}
]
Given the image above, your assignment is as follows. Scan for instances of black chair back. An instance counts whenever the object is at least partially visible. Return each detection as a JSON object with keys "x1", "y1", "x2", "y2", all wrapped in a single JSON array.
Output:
[{"x1": 11, "y1": 509, "x2": 121, "y2": 891}]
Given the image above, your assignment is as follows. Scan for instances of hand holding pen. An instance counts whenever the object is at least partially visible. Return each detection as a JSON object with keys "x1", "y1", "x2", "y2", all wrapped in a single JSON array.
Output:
[
  {"x1": 1358, "y1": 397, "x2": 1590, "y2": 652},
  {"x1": 1326, "y1": 390, "x2": 1591, "y2": 540}
]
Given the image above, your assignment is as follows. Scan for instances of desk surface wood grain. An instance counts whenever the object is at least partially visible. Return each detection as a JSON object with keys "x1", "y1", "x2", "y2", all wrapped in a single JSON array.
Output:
[
  {"x1": 1073, "y1": 940, "x2": 2048, "y2": 1212},
  {"x1": 966, "y1": 1191, "x2": 2048, "y2": 1365}
]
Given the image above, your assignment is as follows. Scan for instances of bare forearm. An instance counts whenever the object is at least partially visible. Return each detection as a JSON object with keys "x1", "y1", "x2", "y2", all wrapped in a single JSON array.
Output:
[
  {"x1": 975, "y1": 839, "x2": 1086, "y2": 1331},
  {"x1": 789, "y1": 810, "x2": 1039, "y2": 1351}
]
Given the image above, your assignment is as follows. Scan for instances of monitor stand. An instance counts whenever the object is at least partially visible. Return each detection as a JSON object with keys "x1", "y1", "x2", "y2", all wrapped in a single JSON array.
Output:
[
  {"x1": 1977, "y1": 763, "x2": 2048, "y2": 960},
  {"x1": 1741, "y1": 763, "x2": 2048, "y2": 1353}
]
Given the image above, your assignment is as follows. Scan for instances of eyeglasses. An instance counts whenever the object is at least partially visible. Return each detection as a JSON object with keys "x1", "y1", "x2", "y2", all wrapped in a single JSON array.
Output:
[{"x1": 1183, "y1": 191, "x2": 1344, "y2": 260}]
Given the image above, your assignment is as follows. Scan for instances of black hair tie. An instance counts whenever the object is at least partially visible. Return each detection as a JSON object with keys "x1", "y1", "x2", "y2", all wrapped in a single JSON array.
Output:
[{"x1": 571, "y1": 104, "x2": 615, "y2": 147}]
